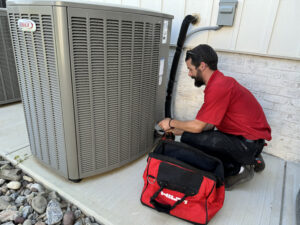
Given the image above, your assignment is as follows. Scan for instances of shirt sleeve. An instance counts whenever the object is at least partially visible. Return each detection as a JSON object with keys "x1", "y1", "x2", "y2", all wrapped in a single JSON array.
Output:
[{"x1": 196, "y1": 86, "x2": 232, "y2": 126}]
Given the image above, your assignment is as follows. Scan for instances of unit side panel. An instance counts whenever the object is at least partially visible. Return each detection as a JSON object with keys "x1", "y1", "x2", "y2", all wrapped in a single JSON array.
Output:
[
  {"x1": 7, "y1": 6, "x2": 68, "y2": 177},
  {"x1": 68, "y1": 7, "x2": 164, "y2": 178},
  {"x1": 0, "y1": 10, "x2": 20, "y2": 104}
]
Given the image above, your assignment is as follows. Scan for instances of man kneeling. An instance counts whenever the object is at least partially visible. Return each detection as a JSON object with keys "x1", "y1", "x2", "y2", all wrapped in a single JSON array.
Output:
[{"x1": 159, "y1": 44, "x2": 271, "y2": 190}]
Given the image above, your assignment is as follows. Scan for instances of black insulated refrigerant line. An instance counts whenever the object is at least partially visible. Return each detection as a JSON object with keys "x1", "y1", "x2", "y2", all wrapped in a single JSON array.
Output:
[{"x1": 165, "y1": 15, "x2": 197, "y2": 118}]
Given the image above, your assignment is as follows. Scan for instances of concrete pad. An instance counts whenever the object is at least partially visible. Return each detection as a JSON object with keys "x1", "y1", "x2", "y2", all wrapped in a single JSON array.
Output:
[
  {"x1": 282, "y1": 161, "x2": 300, "y2": 225},
  {"x1": 2, "y1": 146, "x2": 285, "y2": 225},
  {"x1": 0, "y1": 103, "x2": 29, "y2": 154},
  {"x1": 211, "y1": 154, "x2": 285, "y2": 225}
]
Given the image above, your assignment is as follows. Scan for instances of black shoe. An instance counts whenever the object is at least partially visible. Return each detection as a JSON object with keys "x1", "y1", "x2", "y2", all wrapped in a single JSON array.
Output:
[
  {"x1": 254, "y1": 154, "x2": 265, "y2": 172},
  {"x1": 225, "y1": 165, "x2": 254, "y2": 191}
]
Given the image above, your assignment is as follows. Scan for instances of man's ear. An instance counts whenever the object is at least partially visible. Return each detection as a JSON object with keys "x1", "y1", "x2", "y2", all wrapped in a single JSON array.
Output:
[{"x1": 200, "y1": 62, "x2": 206, "y2": 70}]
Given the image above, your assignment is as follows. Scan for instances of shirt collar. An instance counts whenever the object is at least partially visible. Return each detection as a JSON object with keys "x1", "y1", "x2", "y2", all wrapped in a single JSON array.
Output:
[{"x1": 205, "y1": 70, "x2": 219, "y2": 90}]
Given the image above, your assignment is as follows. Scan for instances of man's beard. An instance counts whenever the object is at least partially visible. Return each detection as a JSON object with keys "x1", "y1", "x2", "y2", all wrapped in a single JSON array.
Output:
[{"x1": 192, "y1": 69, "x2": 205, "y2": 87}]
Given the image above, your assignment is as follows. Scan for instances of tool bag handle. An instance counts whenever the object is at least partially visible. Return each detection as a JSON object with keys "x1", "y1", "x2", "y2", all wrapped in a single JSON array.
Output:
[{"x1": 150, "y1": 183, "x2": 189, "y2": 213}]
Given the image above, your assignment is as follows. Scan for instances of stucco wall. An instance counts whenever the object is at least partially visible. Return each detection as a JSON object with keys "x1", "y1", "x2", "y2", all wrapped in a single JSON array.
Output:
[{"x1": 169, "y1": 47, "x2": 300, "y2": 162}]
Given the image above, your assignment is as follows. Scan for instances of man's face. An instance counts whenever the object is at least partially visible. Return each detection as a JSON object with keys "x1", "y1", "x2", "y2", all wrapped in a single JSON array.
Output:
[{"x1": 186, "y1": 58, "x2": 205, "y2": 87}]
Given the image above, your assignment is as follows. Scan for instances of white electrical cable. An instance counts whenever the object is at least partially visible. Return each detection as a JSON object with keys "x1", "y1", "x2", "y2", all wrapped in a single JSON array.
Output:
[{"x1": 185, "y1": 25, "x2": 222, "y2": 40}]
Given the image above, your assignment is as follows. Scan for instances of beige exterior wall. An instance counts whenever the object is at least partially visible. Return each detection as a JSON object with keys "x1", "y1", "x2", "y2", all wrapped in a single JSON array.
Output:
[{"x1": 96, "y1": 0, "x2": 300, "y2": 59}]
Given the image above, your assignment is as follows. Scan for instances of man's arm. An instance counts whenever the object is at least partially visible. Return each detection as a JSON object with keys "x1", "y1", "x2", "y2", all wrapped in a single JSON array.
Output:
[{"x1": 159, "y1": 118, "x2": 207, "y2": 133}]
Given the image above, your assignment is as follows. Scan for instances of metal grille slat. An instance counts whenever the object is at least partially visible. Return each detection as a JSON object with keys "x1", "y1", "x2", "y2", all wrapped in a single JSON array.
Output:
[
  {"x1": 120, "y1": 20, "x2": 133, "y2": 162},
  {"x1": 143, "y1": 23, "x2": 154, "y2": 151},
  {"x1": 106, "y1": 19, "x2": 120, "y2": 166},
  {"x1": 71, "y1": 17, "x2": 93, "y2": 174},
  {"x1": 90, "y1": 18, "x2": 107, "y2": 170},
  {"x1": 130, "y1": 21, "x2": 144, "y2": 158}
]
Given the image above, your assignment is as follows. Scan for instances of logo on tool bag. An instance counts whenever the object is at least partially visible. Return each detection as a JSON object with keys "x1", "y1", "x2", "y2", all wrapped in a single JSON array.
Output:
[
  {"x1": 160, "y1": 191, "x2": 188, "y2": 204},
  {"x1": 18, "y1": 19, "x2": 36, "y2": 32}
]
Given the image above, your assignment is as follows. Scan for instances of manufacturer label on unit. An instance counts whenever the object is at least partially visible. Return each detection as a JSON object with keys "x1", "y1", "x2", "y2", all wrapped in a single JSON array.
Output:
[
  {"x1": 18, "y1": 19, "x2": 36, "y2": 32},
  {"x1": 159, "y1": 58, "x2": 165, "y2": 85},
  {"x1": 162, "y1": 20, "x2": 168, "y2": 44}
]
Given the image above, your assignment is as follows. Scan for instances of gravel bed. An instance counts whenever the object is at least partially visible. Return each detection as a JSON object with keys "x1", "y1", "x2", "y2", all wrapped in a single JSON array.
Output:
[{"x1": 0, "y1": 156, "x2": 102, "y2": 225}]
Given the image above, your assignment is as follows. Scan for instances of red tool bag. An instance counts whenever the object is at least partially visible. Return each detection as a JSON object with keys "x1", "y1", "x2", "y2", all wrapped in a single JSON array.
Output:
[{"x1": 141, "y1": 140, "x2": 225, "y2": 225}]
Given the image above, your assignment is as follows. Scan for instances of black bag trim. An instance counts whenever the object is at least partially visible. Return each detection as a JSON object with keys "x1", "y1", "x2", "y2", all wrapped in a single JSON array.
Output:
[
  {"x1": 140, "y1": 201, "x2": 206, "y2": 225},
  {"x1": 149, "y1": 152, "x2": 217, "y2": 182},
  {"x1": 157, "y1": 162, "x2": 203, "y2": 195},
  {"x1": 153, "y1": 140, "x2": 224, "y2": 187}
]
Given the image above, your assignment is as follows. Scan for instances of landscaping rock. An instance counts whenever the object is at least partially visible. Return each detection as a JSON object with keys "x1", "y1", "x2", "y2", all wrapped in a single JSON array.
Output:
[
  {"x1": 24, "y1": 219, "x2": 32, "y2": 225},
  {"x1": 15, "y1": 195, "x2": 27, "y2": 205},
  {"x1": 74, "y1": 210, "x2": 81, "y2": 219},
  {"x1": 7, "y1": 181, "x2": 21, "y2": 190},
  {"x1": 74, "y1": 218, "x2": 83, "y2": 225},
  {"x1": 48, "y1": 191, "x2": 60, "y2": 202},
  {"x1": 0, "y1": 169, "x2": 22, "y2": 181},
  {"x1": 35, "y1": 221, "x2": 46, "y2": 225},
  {"x1": 0, "y1": 209, "x2": 19, "y2": 222},
  {"x1": 23, "y1": 175, "x2": 34, "y2": 182},
  {"x1": 0, "y1": 196, "x2": 12, "y2": 202},
  {"x1": 14, "y1": 215, "x2": 25, "y2": 224},
  {"x1": 46, "y1": 200, "x2": 63, "y2": 225},
  {"x1": 63, "y1": 211, "x2": 75, "y2": 225},
  {"x1": 24, "y1": 189, "x2": 31, "y2": 195},
  {"x1": 32, "y1": 196, "x2": 47, "y2": 214},
  {"x1": 30, "y1": 183, "x2": 44, "y2": 193},
  {"x1": 22, "y1": 205, "x2": 33, "y2": 218},
  {"x1": 0, "y1": 178, "x2": 5, "y2": 185},
  {"x1": 1, "y1": 222, "x2": 15, "y2": 225},
  {"x1": 26, "y1": 192, "x2": 36, "y2": 204},
  {"x1": 9, "y1": 192, "x2": 19, "y2": 200},
  {"x1": 0, "y1": 198, "x2": 10, "y2": 210}
]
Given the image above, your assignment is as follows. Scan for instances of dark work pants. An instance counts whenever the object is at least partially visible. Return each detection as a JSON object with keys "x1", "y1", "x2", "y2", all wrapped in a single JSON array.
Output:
[{"x1": 181, "y1": 130, "x2": 265, "y2": 177}]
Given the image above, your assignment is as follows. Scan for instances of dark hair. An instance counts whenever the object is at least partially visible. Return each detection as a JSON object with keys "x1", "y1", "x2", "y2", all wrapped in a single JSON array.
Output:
[{"x1": 185, "y1": 44, "x2": 218, "y2": 70}]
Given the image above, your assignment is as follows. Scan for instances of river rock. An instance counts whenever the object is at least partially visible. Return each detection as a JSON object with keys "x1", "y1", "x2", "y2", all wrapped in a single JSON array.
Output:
[
  {"x1": 0, "y1": 198, "x2": 10, "y2": 210},
  {"x1": 32, "y1": 196, "x2": 47, "y2": 214},
  {"x1": 23, "y1": 219, "x2": 32, "y2": 225},
  {"x1": 15, "y1": 195, "x2": 27, "y2": 205},
  {"x1": 63, "y1": 211, "x2": 75, "y2": 225},
  {"x1": 0, "y1": 169, "x2": 21, "y2": 181},
  {"x1": 74, "y1": 218, "x2": 83, "y2": 225},
  {"x1": 74, "y1": 210, "x2": 81, "y2": 219},
  {"x1": 30, "y1": 183, "x2": 44, "y2": 193},
  {"x1": 0, "y1": 196, "x2": 12, "y2": 202},
  {"x1": 22, "y1": 205, "x2": 33, "y2": 218},
  {"x1": 14, "y1": 216, "x2": 25, "y2": 224},
  {"x1": 23, "y1": 175, "x2": 34, "y2": 182},
  {"x1": 35, "y1": 221, "x2": 46, "y2": 225},
  {"x1": 1, "y1": 222, "x2": 15, "y2": 225},
  {"x1": 7, "y1": 181, "x2": 21, "y2": 190},
  {"x1": 0, "y1": 209, "x2": 19, "y2": 222},
  {"x1": 0, "y1": 178, "x2": 5, "y2": 185},
  {"x1": 46, "y1": 200, "x2": 63, "y2": 225}
]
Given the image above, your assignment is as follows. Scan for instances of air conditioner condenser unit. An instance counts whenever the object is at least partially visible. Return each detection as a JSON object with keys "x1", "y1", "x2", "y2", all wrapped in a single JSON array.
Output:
[
  {"x1": 0, "y1": 8, "x2": 20, "y2": 105},
  {"x1": 7, "y1": 0, "x2": 173, "y2": 180}
]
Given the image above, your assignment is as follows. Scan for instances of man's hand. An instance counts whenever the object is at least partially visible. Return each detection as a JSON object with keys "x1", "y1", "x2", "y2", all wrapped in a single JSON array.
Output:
[
  {"x1": 171, "y1": 128, "x2": 184, "y2": 136},
  {"x1": 158, "y1": 118, "x2": 172, "y2": 131},
  {"x1": 159, "y1": 118, "x2": 208, "y2": 134}
]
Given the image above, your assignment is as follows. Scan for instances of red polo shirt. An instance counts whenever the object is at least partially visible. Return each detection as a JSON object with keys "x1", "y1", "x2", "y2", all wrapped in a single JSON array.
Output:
[{"x1": 196, "y1": 70, "x2": 271, "y2": 141}]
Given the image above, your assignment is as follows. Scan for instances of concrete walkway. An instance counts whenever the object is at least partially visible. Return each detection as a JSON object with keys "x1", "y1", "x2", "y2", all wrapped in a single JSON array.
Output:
[{"x1": 0, "y1": 103, "x2": 299, "y2": 225}]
